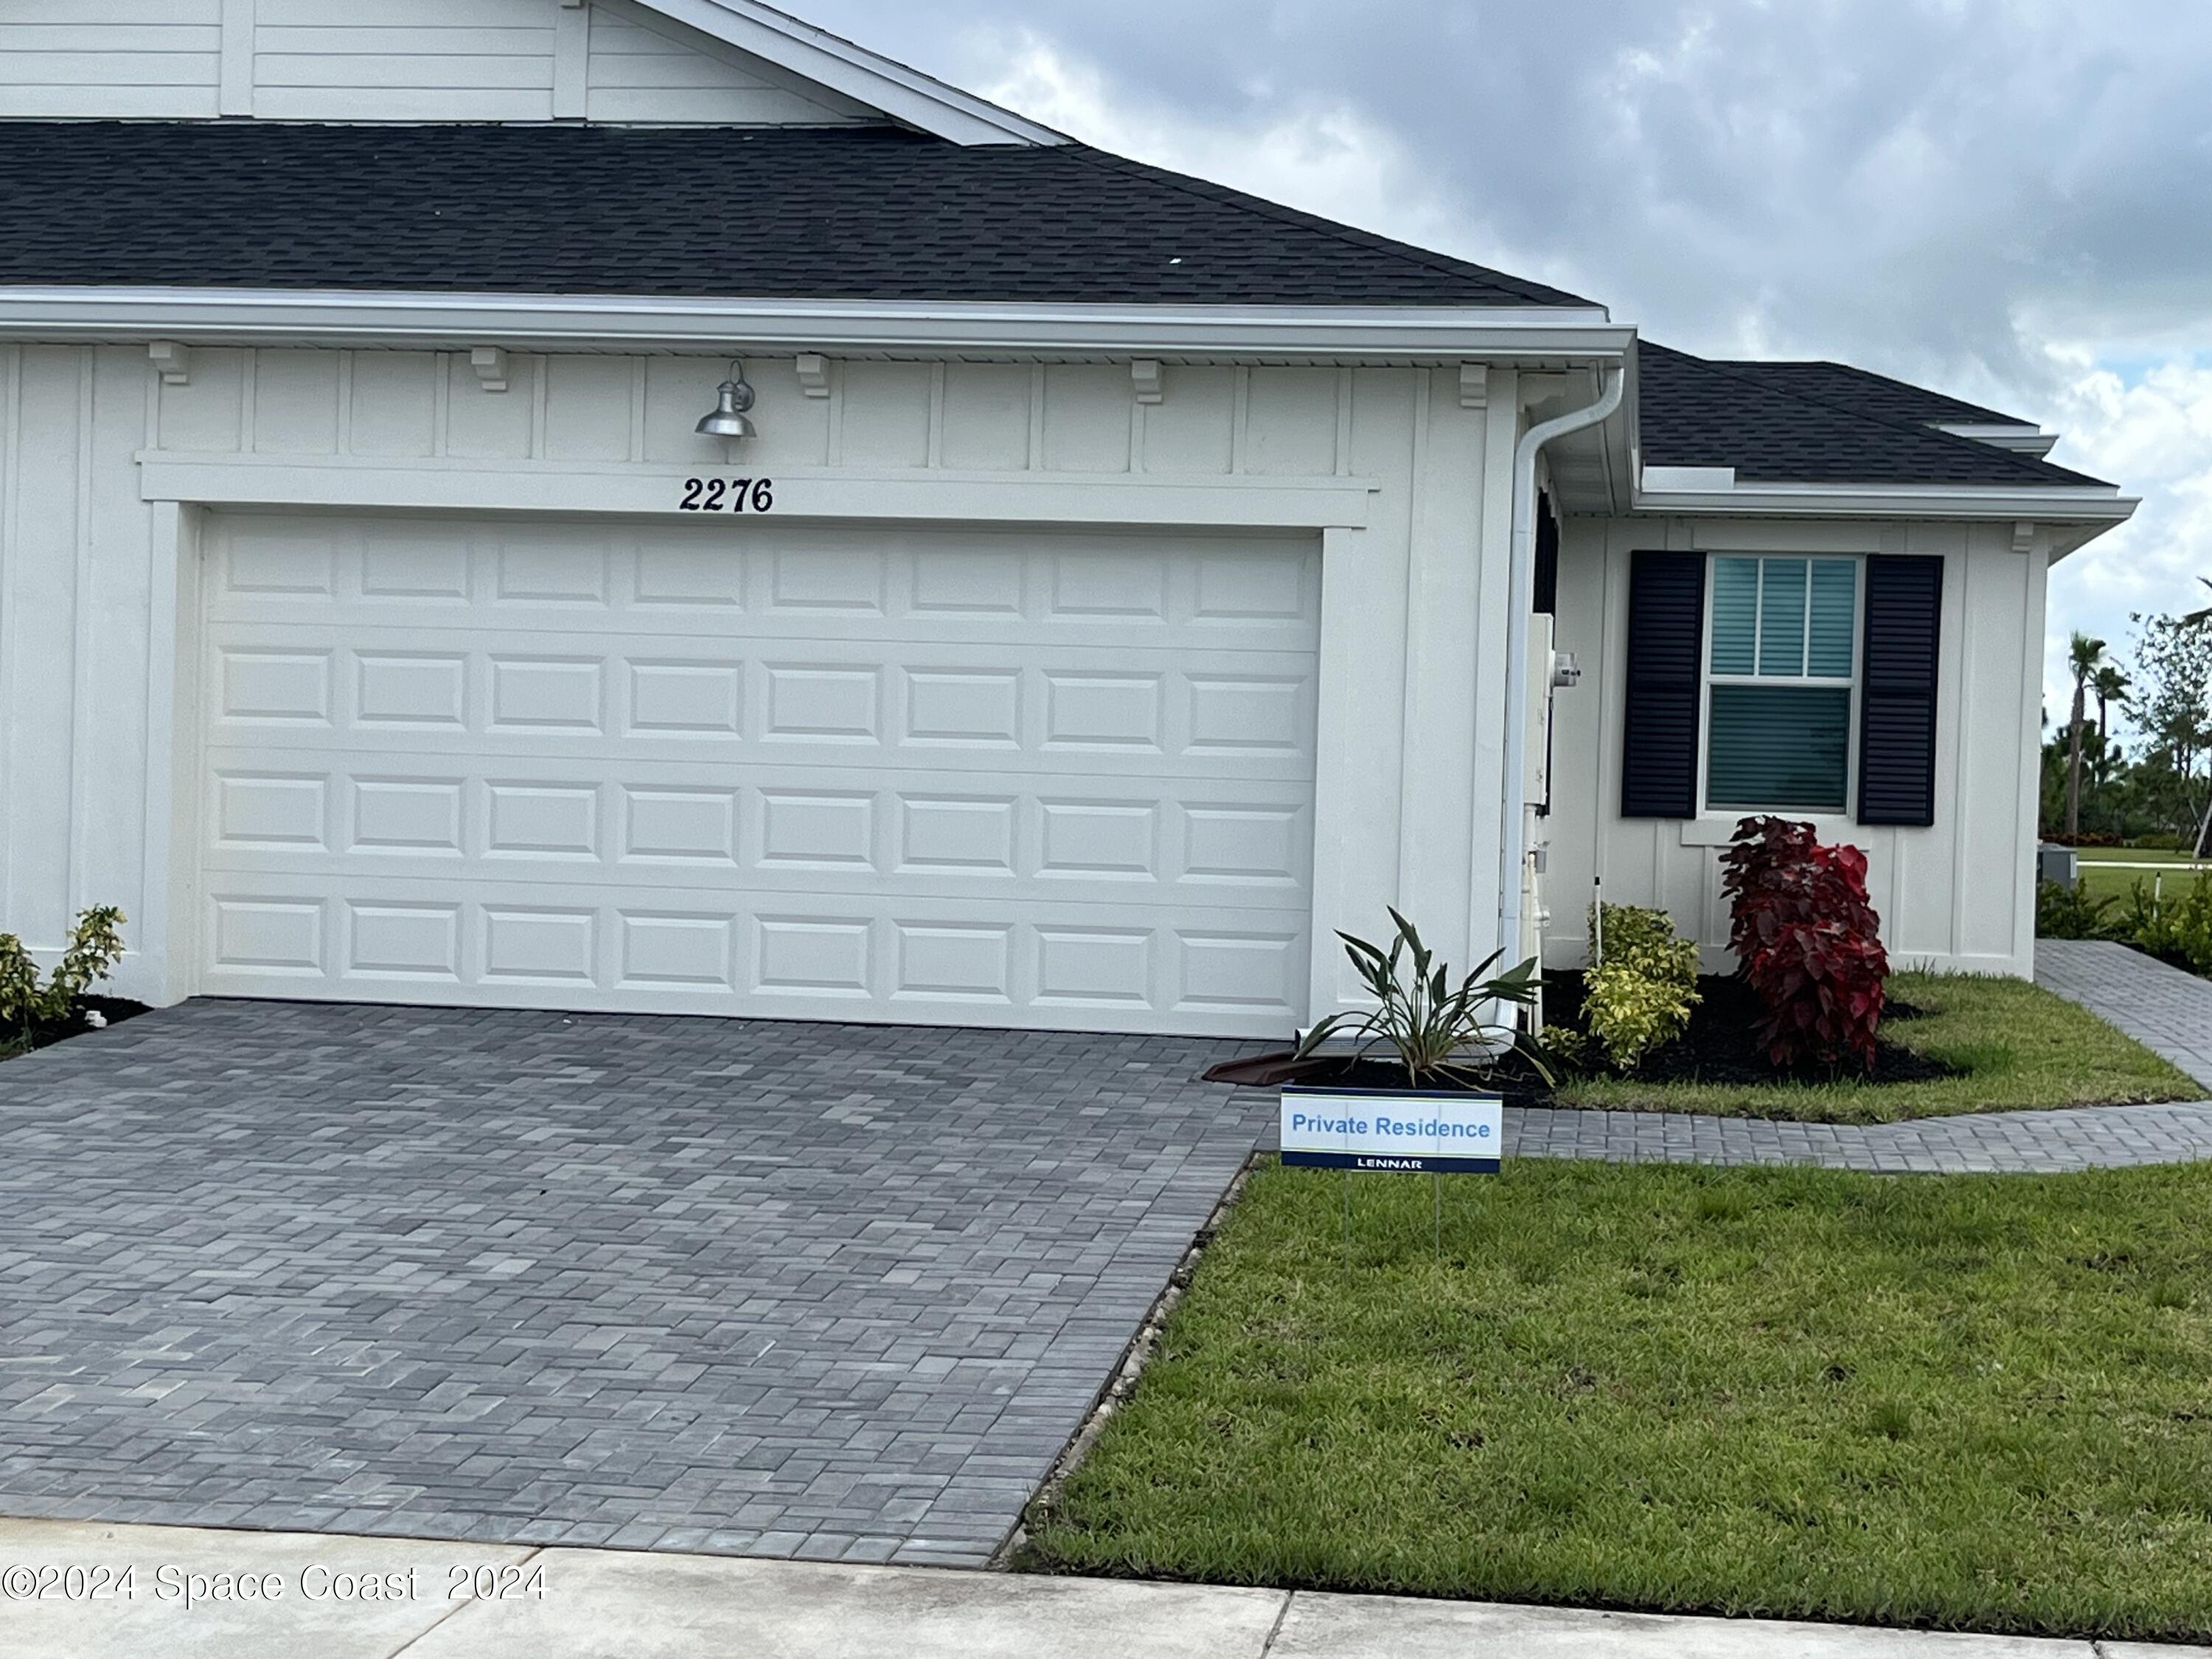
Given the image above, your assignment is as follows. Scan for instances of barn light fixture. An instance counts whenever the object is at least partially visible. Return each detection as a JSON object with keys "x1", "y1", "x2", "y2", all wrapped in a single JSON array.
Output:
[{"x1": 695, "y1": 360, "x2": 758, "y2": 439}]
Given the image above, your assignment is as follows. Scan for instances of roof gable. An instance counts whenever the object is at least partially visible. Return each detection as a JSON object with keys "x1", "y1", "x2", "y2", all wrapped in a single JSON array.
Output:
[{"x1": 622, "y1": 0, "x2": 1062, "y2": 144}]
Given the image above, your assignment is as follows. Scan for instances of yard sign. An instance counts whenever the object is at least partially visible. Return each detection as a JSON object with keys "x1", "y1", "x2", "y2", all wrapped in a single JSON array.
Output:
[{"x1": 1279, "y1": 1086, "x2": 1502, "y2": 1175}]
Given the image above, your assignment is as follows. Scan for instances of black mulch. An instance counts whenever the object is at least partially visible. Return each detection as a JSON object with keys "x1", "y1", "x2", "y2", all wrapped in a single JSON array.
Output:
[
  {"x1": 4, "y1": 995, "x2": 151, "y2": 1057},
  {"x1": 1213, "y1": 973, "x2": 1954, "y2": 1107}
]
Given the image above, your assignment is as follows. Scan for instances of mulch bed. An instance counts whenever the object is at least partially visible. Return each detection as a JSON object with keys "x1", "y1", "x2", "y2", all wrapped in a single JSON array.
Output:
[
  {"x1": 1214, "y1": 973, "x2": 1955, "y2": 1107},
  {"x1": 4, "y1": 994, "x2": 152, "y2": 1057}
]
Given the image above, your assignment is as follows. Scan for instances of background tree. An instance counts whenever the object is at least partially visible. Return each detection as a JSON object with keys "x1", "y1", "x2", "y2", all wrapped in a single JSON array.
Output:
[
  {"x1": 2066, "y1": 632, "x2": 2107, "y2": 838},
  {"x1": 2132, "y1": 613, "x2": 2212, "y2": 846}
]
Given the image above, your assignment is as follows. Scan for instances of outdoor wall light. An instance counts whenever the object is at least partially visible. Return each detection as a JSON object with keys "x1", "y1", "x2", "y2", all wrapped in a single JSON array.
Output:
[{"x1": 695, "y1": 360, "x2": 758, "y2": 439}]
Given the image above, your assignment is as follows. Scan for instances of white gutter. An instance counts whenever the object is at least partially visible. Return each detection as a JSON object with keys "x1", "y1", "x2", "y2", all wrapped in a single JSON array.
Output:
[
  {"x1": 1633, "y1": 477, "x2": 2135, "y2": 523},
  {"x1": 1497, "y1": 366, "x2": 1625, "y2": 975},
  {"x1": 0, "y1": 287, "x2": 1631, "y2": 363}
]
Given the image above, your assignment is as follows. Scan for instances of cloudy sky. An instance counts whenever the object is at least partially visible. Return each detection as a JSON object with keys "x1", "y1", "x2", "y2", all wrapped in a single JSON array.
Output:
[{"x1": 806, "y1": 0, "x2": 2211, "y2": 733}]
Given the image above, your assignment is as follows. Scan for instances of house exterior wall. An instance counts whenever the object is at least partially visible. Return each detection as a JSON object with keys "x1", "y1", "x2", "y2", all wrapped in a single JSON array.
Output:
[
  {"x1": 0, "y1": 343, "x2": 1528, "y2": 1022},
  {"x1": 0, "y1": 0, "x2": 878, "y2": 124},
  {"x1": 1544, "y1": 512, "x2": 2047, "y2": 977}
]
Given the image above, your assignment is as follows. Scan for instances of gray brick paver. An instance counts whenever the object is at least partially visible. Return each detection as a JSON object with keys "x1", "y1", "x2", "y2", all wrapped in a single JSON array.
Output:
[{"x1": 0, "y1": 999, "x2": 1268, "y2": 1567}]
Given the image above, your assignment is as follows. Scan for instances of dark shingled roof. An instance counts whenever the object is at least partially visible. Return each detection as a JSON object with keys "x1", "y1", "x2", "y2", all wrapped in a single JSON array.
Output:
[
  {"x1": 1639, "y1": 343, "x2": 2107, "y2": 489},
  {"x1": 1705, "y1": 358, "x2": 2031, "y2": 430},
  {"x1": 0, "y1": 121, "x2": 1591, "y2": 308}
]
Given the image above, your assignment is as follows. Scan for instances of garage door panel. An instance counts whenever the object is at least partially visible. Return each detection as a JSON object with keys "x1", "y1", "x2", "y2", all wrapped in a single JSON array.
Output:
[
  {"x1": 211, "y1": 517, "x2": 1319, "y2": 647},
  {"x1": 198, "y1": 873, "x2": 1310, "y2": 1036},
  {"x1": 205, "y1": 628, "x2": 1316, "y2": 775},
  {"x1": 198, "y1": 514, "x2": 1320, "y2": 1037},
  {"x1": 201, "y1": 763, "x2": 1312, "y2": 910}
]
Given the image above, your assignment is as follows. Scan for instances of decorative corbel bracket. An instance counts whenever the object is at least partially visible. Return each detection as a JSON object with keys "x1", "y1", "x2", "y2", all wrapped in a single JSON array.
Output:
[
  {"x1": 1458, "y1": 363, "x2": 1489, "y2": 410},
  {"x1": 148, "y1": 341, "x2": 192, "y2": 386},
  {"x1": 796, "y1": 353, "x2": 831, "y2": 398},
  {"x1": 1131, "y1": 358, "x2": 1164, "y2": 406},
  {"x1": 2012, "y1": 520, "x2": 2037, "y2": 556},
  {"x1": 470, "y1": 346, "x2": 510, "y2": 393}
]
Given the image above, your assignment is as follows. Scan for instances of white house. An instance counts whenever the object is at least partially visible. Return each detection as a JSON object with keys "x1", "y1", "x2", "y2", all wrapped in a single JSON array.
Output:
[{"x1": 0, "y1": 0, "x2": 2135, "y2": 1039}]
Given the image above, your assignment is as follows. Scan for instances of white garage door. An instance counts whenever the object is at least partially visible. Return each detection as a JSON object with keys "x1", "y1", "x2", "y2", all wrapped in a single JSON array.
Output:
[{"x1": 194, "y1": 512, "x2": 1320, "y2": 1037}]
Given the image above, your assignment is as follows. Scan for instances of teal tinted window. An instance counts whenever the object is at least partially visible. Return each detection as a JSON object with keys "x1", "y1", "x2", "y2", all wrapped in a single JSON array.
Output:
[
  {"x1": 1808, "y1": 559, "x2": 1858, "y2": 678},
  {"x1": 1709, "y1": 557, "x2": 1760, "y2": 675},
  {"x1": 1757, "y1": 558, "x2": 1809, "y2": 675},
  {"x1": 1707, "y1": 684, "x2": 1851, "y2": 811}
]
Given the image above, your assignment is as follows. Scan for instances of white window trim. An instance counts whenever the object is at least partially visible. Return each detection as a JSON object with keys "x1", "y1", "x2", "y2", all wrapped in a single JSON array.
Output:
[{"x1": 1696, "y1": 552, "x2": 1866, "y2": 818}]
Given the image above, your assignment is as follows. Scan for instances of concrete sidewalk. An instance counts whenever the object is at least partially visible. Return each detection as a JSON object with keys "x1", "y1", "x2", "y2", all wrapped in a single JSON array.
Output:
[{"x1": 2, "y1": 1517, "x2": 2203, "y2": 1658}]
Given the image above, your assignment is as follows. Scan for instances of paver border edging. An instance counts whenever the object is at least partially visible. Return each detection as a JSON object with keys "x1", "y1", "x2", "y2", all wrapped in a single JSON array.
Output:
[{"x1": 998, "y1": 1153, "x2": 1265, "y2": 1569}]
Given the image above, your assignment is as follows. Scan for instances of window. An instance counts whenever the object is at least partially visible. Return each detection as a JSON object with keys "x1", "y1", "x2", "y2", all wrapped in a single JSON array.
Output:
[{"x1": 1703, "y1": 555, "x2": 1860, "y2": 813}]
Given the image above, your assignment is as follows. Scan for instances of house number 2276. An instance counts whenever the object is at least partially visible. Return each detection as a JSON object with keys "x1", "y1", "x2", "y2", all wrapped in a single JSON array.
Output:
[{"x1": 679, "y1": 478, "x2": 775, "y2": 512}]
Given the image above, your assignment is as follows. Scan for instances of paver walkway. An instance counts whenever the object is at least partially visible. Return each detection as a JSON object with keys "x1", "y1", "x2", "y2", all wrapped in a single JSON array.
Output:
[
  {"x1": 1504, "y1": 1097, "x2": 2212, "y2": 1169},
  {"x1": 0, "y1": 1000, "x2": 1267, "y2": 1568},
  {"x1": 1478, "y1": 938, "x2": 2212, "y2": 1172},
  {"x1": 2034, "y1": 936, "x2": 2212, "y2": 1091}
]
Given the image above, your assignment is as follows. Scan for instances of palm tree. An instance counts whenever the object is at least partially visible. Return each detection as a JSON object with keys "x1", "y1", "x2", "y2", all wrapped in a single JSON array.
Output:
[
  {"x1": 2066, "y1": 632, "x2": 2106, "y2": 838},
  {"x1": 2083, "y1": 662, "x2": 2132, "y2": 825},
  {"x1": 2093, "y1": 664, "x2": 2130, "y2": 744}
]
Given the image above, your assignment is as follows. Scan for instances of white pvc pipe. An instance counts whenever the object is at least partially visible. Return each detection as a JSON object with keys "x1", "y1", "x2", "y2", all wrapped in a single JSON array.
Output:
[{"x1": 1496, "y1": 366, "x2": 1625, "y2": 978}]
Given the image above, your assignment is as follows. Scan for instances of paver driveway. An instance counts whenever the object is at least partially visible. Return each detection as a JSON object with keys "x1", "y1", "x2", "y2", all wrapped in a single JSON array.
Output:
[{"x1": 0, "y1": 1000, "x2": 1269, "y2": 1565}]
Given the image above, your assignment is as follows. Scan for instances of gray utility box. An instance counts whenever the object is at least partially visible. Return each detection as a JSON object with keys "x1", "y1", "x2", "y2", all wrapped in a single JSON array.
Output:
[{"x1": 2037, "y1": 844, "x2": 2080, "y2": 888}]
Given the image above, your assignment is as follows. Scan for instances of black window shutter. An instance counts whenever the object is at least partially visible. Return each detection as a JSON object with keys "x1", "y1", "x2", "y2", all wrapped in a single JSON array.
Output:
[
  {"x1": 1857, "y1": 554, "x2": 1944, "y2": 827},
  {"x1": 1621, "y1": 550, "x2": 1705, "y2": 818}
]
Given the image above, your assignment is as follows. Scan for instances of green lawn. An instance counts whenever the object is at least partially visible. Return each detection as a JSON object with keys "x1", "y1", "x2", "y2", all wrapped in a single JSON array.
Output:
[
  {"x1": 2074, "y1": 863, "x2": 2207, "y2": 904},
  {"x1": 2067, "y1": 849, "x2": 2211, "y2": 904},
  {"x1": 1023, "y1": 1160, "x2": 2212, "y2": 1641},
  {"x1": 1551, "y1": 971, "x2": 2194, "y2": 1123}
]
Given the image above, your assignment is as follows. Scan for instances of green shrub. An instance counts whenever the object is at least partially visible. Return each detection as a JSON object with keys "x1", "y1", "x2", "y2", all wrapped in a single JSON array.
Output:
[
  {"x1": 2124, "y1": 876, "x2": 2212, "y2": 976},
  {"x1": 2037, "y1": 878, "x2": 2119, "y2": 941},
  {"x1": 0, "y1": 905, "x2": 127, "y2": 1049},
  {"x1": 1582, "y1": 902, "x2": 1700, "y2": 1070}
]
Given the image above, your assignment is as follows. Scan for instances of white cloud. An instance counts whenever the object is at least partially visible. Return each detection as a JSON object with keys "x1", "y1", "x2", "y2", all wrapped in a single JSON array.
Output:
[
  {"x1": 2045, "y1": 357, "x2": 2212, "y2": 728},
  {"x1": 970, "y1": 31, "x2": 1506, "y2": 285}
]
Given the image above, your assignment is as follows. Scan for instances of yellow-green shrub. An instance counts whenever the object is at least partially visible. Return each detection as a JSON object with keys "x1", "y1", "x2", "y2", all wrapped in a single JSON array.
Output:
[
  {"x1": 1582, "y1": 902, "x2": 1700, "y2": 1070},
  {"x1": 0, "y1": 905, "x2": 126, "y2": 1048}
]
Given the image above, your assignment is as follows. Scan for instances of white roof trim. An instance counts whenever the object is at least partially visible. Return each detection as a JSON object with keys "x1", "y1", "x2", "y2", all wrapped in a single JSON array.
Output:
[
  {"x1": 1933, "y1": 421, "x2": 2061, "y2": 458},
  {"x1": 0, "y1": 286, "x2": 1631, "y2": 363},
  {"x1": 636, "y1": 0, "x2": 1066, "y2": 146},
  {"x1": 1635, "y1": 476, "x2": 2135, "y2": 524}
]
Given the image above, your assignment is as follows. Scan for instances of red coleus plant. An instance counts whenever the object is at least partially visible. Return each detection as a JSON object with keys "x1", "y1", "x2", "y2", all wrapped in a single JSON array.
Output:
[{"x1": 1719, "y1": 815, "x2": 1890, "y2": 1070}]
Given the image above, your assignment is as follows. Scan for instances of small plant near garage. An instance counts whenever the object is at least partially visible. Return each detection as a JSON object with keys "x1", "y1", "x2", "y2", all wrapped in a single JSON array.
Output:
[
  {"x1": 1285, "y1": 909, "x2": 1545, "y2": 1090},
  {"x1": 0, "y1": 905, "x2": 144, "y2": 1059}
]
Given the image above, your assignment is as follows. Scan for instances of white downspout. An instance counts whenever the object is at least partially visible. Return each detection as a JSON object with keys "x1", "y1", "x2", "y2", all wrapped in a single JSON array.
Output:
[{"x1": 1496, "y1": 366, "x2": 1625, "y2": 976}]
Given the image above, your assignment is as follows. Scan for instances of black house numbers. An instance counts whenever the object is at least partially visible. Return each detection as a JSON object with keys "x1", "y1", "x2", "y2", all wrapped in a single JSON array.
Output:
[{"x1": 679, "y1": 476, "x2": 776, "y2": 513}]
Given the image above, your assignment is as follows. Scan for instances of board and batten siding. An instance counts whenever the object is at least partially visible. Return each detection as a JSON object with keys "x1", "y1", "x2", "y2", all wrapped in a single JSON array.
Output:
[
  {"x1": 1543, "y1": 514, "x2": 2047, "y2": 977},
  {"x1": 0, "y1": 0, "x2": 879, "y2": 125},
  {"x1": 0, "y1": 344, "x2": 1523, "y2": 1020}
]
